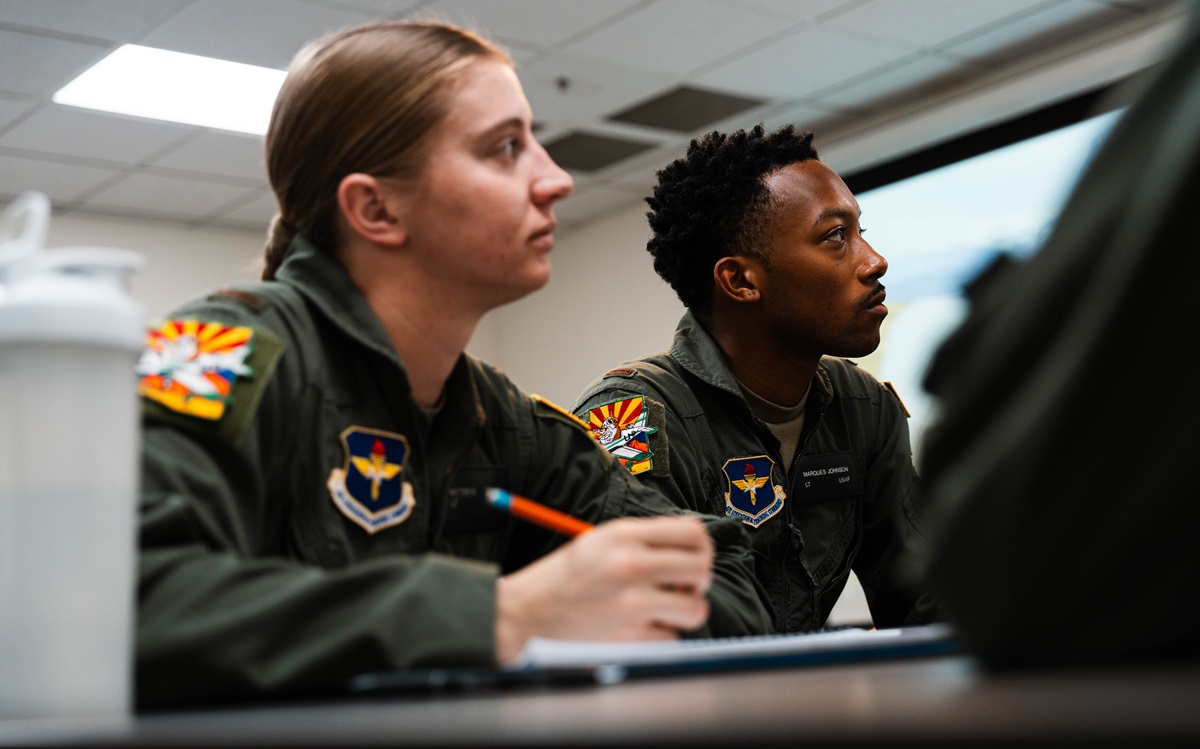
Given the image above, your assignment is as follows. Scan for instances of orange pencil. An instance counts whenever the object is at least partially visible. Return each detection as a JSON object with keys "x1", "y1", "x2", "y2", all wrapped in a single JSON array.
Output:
[{"x1": 485, "y1": 487, "x2": 594, "y2": 537}]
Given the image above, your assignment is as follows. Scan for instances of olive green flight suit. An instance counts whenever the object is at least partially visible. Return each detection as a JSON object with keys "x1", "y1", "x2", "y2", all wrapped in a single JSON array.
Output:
[
  {"x1": 136, "y1": 237, "x2": 771, "y2": 709},
  {"x1": 573, "y1": 312, "x2": 937, "y2": 633}
]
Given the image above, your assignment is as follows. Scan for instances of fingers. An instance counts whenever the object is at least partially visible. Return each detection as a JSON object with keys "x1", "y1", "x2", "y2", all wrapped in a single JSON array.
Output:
[
  {"x1": 638, "y1": 546, "x2": 713, "y2": 595},
  {"x1": 632, "y1": 584, "x2": 711, "y2": 634},
  {"x1": 589, "y1": 516, "x2": 715, "y2": 595},
  {"x1": 496, "y1": 514, "x2": 719, "y2": 650},
  {"x1": 578, "y1": 516, "x2": 714, "y2": 632},
  {"x1": 607, "y1": 514, "x2": 715, "y2": 553},
  {"x1": 593, "y1": 585, "x2": 710, "y2": 640}
]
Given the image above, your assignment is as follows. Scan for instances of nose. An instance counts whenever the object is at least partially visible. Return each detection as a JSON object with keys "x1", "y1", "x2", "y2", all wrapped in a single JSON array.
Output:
[
  {"x1": 532, "y1": 143, "x2": 574, "y2": 205},
  {"x1": 859, "y1": 236, "x2": 887, "y2": 280}
]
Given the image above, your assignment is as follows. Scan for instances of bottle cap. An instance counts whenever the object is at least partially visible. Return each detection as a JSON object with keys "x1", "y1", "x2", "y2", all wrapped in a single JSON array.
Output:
[{"x1": 0, "y1": 246, "x2": 145, "y2": 350}]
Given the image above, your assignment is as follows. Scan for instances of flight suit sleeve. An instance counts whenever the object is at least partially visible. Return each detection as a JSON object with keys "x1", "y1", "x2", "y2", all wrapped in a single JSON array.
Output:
[
  {"x1": 136, "y1": 301, "x2": 497, "y2": 709},
  {"x1": 851, "y1": 382, "x2": 939, "y2": 627},
  {"x1": 520, "y1": 396, "x2": 774, "y2": 638}
]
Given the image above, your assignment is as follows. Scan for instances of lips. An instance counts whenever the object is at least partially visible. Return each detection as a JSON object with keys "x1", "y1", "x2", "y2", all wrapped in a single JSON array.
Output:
[
  {"x1": 530, "y1": 221, "x2": 556, "y2": 242},
  {"x1": 528, "y1": 222, "x2": 556, "y2": 251},
  {"x1": 864, "y1": 285, "x2": 887, "y2": 313}
]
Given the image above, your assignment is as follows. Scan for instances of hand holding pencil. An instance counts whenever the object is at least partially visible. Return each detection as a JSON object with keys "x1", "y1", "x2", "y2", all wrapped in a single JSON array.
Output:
[{"x1": 489, "y1": 488, "x2": 716, "y2": 665}]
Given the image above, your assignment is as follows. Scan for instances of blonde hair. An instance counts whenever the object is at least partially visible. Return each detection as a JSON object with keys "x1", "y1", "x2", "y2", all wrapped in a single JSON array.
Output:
[{"x1": 261, "y1": 20, "x2": 510, "y2": 279}]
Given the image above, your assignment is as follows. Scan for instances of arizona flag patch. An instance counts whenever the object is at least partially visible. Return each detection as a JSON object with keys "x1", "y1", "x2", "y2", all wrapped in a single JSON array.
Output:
[
  {"x1": 723, "y1": 455, "x2": 786, "y2": 528},
  {"x1": 136, "y1": 319, "x2": 254, "y2": 420},
  {"x1": 327, "y1": 427, "x2": 415, "y2": 534},
  {"x1": 586, "y1": 395, "x2": 658, "y2": 475}
]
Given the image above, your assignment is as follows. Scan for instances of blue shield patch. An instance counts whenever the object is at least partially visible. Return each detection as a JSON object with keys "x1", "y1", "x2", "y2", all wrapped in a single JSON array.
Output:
[
  {"x1": 327, "y1": 426, "x2": 415, "y2": 534},
  {"x1": 722, "y1": 455, "x2": 785, "y2": 528}
]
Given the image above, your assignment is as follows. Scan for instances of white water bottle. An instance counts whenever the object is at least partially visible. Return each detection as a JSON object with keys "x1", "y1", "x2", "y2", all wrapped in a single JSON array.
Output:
[{"x1": 0, "y1": 192, "x2": 145, "y2": 720}]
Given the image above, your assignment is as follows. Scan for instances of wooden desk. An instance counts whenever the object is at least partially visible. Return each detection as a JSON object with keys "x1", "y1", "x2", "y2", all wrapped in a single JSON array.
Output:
[{"x1": 2, "y1": 654, "x2": 1198, "y2": 747}]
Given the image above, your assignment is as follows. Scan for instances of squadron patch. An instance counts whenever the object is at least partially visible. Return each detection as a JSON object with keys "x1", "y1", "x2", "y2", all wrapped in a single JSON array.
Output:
[
  {"x1": 585, "y1": 396, "x2": 658, "y2": 475},
  {"x1": 723, "y1": 455, "x2": 786, "y2": 528},
  {"x1": 327, "y1": 426, "x2": 415, "y2": 534},
  {"x1": 136, "y1": 319, "x2": 255, "y2": 420}
]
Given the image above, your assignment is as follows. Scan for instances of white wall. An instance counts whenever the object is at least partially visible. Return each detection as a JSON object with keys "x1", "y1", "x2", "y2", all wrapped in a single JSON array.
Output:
[
  {"x1": 44, "y1": 212, "x2": 264, "y2": 324},
  {"x1": 475, "y1": 205, "x2": 683, "y2": 409}
]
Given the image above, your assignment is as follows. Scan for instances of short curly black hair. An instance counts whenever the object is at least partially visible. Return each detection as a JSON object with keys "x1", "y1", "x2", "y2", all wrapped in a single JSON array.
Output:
[{"x1": 645, "y1": 123, "x2": 818, "y2": 320}]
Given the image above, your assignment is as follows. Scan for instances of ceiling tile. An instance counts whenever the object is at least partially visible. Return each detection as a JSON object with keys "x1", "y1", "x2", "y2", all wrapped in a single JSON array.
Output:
[
  {"x1": 150, "y1": 131, "x2": 269, "y2": 182},
  {"x1": 424, "y1": 0, "x2": 643, "y2": 49},
  {"x1": 0, "y1": 106, "x2": 196, "y2": 163},
  {"x1": 0, "y1": 97, "x2": 33, "y2": 130},
  {"x1": 664, "y1": 97, "x2": 805, "y2": 142},
  {"x1": 758, "y1": 100, "x2": 857, "y2": 136},
  {"x1": 717, "y1": 0, "x2": 858, "y2": 23},
  {"x1": 599, "y1": 138, "x2": 695, "y2": 187},
  {"x1": 307, "y1": 0, "x2": 423, "y2": 16},
  {"x1": 608, "y1": 85, "x2": 767, "y2": 132},
  {"x1": 0, "y1": 152, "x2": 121, "y2": 204},
  {"x1": 811, "y1": 53, "x2": 976, "y2": 111},
  {"x1": 1119, "y1": 0, "x2": 1182, "y2": 8},
  {"x1": 0, "y1": 0, "x2": 190, "y2": 42},
  {"x1": 518, "y1": 53, "x2": 677, "y2": 130},
  {"x1": 563, "y1": 0, "x2": 788, "y2": 77},
  {"x1": 824, "y1": 0, "x2": 1050, "y2": 49},
  {"x1": 0, "y1": 28, "x2": 111, "y2": 96},
  {"x1": 85, "y1": 172, "x2": 265, "y2": 221},
  {"x1": 210, "y1": 188, "x2": 279, "y2": 229},
  {"x1": 942, "y1": 0, "x2": 1139, "y2": 63},
  {"x1": 543, "y1": 131, "x2": 658, "y2": 172},
  {"x1": 697, "y1": 25, "x2": 915, "y2": 99},
  {"x1": 135, "y1": 0, "x2": 375, "y2": 69}
]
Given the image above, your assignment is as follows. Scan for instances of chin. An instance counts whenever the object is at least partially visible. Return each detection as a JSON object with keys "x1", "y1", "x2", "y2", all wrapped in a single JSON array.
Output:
[
  {"x1": 527, "y1": 259, "x2": 553, "y2": 290},
  {"x1": 498, "y1": 269, "x2": 552, "y2": 307},
  {"x1": 841, "y1": 338, "x2": 881, "y2": 359}
]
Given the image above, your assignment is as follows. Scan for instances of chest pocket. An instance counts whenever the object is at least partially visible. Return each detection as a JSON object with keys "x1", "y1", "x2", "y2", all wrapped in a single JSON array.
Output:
[
  {"x1": 434, "y1": 464, "x2": 511, "y2": 561},
  {"x1": 790, "y1": 451, "x2": 862, "y2": 584}
]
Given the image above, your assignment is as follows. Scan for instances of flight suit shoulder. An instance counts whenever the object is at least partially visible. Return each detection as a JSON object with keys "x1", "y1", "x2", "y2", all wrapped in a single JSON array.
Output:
[
  {"x1": 530, "y1": 393, "x2": 592, "y2": 433},
  {"x1": 137, "y1": 286, "x2": 295, "y2": 444}
]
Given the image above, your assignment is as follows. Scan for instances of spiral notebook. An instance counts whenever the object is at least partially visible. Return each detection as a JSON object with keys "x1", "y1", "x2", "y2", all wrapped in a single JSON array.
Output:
[{"x1": 348, "y1": 623, "x2": 958, "y2": 694}]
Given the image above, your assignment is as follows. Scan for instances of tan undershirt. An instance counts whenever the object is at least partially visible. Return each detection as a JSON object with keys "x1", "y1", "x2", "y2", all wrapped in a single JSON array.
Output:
[
  {"x1": 417, "y1": 390, "x2": 445, "y2": 427},
  {"x1": 739, "y1": 381, "x2": 812, "y2": 469}
]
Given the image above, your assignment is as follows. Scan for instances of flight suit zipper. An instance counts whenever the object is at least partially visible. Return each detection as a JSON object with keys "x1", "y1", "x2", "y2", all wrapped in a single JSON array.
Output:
[{"x1": 746, "y1": 406, "x2": 825, "y2": 634}]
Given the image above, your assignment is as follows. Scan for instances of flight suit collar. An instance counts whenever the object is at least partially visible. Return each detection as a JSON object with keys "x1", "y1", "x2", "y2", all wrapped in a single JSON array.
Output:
[
  {"x1": 275, "y1": 234, "x2": 402, "y2": 369},
  {"x1": 275, "y1": 235, "x2": 487, "y2": 435},
  {"x1": 669, "y1": 310, "x2": 833, "y2": 409}
]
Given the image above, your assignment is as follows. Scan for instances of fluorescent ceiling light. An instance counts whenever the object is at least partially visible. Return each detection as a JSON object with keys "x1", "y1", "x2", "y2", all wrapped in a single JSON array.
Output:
[{"x1": 53, "y1": 44, "x2": 285, "y2": 135}]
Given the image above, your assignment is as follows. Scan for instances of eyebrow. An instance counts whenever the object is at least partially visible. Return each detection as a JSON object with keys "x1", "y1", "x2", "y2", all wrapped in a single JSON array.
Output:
[
  {"x1": 473, "y1": 116, "x2": 525, "y2": 142},
  {"x1": 812, "y1": 206, "x2": 861, "y2": 227}
]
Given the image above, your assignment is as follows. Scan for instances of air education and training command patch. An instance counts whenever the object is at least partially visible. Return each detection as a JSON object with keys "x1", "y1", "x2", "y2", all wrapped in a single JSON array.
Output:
[
  {"x1": 585, "y1": 395, "x2": 658, "y2": 475},
  {"x1": 136, "y1": 319, "x2": 255, "y2": 420},
  {"x1": 327, "y1": 426, "x2": 416, "y2": 535},
  {"x1": 723, "y1": 455, "x2": 786, "y2": 528}
]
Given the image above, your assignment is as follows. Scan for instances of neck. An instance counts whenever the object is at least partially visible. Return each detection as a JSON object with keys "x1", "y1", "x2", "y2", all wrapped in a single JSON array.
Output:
[
  {"x1": 370, "y1": 288, "x2": 475, "y2": 408},
  {"x1": 340, "y1": 241, "x2": 481, "y2": 409},
  {"x1": 708, "y1": 316, "x2": 819, "y2": 406}
]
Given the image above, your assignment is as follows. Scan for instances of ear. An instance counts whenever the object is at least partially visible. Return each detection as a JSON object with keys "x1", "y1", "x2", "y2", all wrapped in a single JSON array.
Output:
[
  {"x1": 336, "y1": 173, "x2": 409, "y2": 247},
  {"x1": 713, "y1": 256, "x2": 764, "y2": 304}
]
